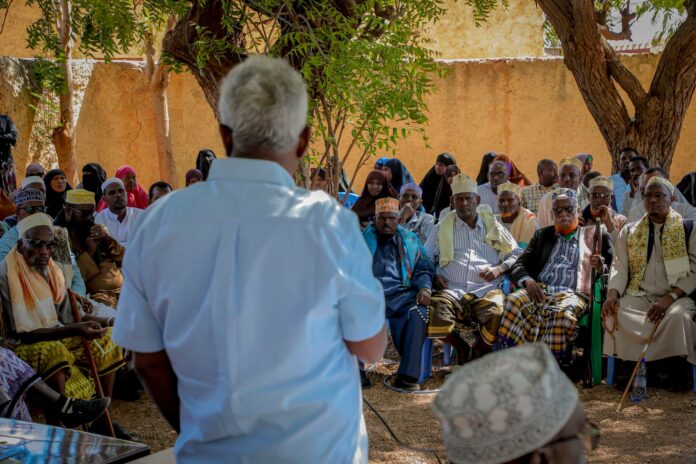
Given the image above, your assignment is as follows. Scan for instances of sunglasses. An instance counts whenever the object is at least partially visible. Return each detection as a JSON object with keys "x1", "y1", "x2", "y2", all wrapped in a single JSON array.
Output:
[
  {"x1": 590, "y1": 192, "x2": 612, "y2": 200},
  {"x1": 552, "y1": 205, "x2": 576, "y2": 214},
  {"x1": 72, "y1": 208, "x2": 95, "y2": 218},
  {"x1": 25, "y1": 239, "x2": 58, "y2": 250},
  {"x1": 19, "y1": 206, "x2": 46, "y2": 215}
]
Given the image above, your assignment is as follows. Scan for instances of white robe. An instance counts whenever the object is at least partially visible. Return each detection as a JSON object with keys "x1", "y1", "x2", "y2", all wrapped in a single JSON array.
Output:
[{"x1": 604, "y1": 221, "x2": 696, "y2": 363}]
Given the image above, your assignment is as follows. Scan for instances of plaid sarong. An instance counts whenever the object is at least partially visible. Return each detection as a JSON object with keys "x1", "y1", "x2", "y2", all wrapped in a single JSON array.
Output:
[
  {"x1": 427, "y1": 289, "x2": 504, "y2": 346},
  {"x1": 498, "y1": 289, "x2": 587, "y2": 358},
  {"x1": 14, "y1": 328, "x2": 124, "y2": 400}
]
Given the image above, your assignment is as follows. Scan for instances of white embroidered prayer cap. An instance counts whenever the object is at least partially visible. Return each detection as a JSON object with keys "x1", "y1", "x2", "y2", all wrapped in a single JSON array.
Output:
[
  {"x1": 21, "y1": 176, "x2": 45, "y2": 189},
  {"x1": 451, "y1": 174, "x2": 478, "y2": 196},
  {"x1": 102, "y1": 177, "x2": 124, "y2": 193},
  {"x1": 433, "y1": 343, "x2": 579, "y2": 464},
  {"x1": 18, "y1": 213, "x2": 54, "y2": 238}
]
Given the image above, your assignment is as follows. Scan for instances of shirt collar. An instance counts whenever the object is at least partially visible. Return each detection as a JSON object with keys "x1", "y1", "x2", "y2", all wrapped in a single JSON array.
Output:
[
  {"x1": 208, "y1": 157, "x2": 296, "y2": 189},
  {"x1": 104, "y1": 207, "x2": 129, "y2": 221},
  {"x1": 455, "y1": 214, "x2": 484, "y2": 231}
]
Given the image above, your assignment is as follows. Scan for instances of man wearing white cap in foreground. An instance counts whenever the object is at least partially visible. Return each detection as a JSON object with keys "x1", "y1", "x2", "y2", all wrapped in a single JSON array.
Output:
[
  {"x1": 603, "y1": 176, "x2": 696, "y2": 391},
  {"x1": 424, "y1": 174, "x2": 521, "y2": 362},
  {"x1": 433, "y1": 343, "x2": 598, "y2": 464},
  {"x1": 94, "y1": 178, "x2": 143, "y2": 247}
]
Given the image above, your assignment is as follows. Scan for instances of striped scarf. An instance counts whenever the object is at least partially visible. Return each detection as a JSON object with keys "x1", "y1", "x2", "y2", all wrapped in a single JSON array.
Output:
[{"x1": 627, "y1": 208, "x2": 689, "y2": 293}]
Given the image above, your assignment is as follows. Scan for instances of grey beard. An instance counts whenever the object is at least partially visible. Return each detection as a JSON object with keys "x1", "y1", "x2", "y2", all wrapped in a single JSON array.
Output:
[{"x1": 31, "y1": 265, "x2": 50, "y2": 281}]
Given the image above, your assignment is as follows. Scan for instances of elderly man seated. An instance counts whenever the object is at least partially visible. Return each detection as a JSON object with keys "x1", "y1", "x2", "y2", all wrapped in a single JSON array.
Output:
[
  {"x1": 0, "y1": 188, "x2": 86, "y2": 296},
  {"x1": 603, "y1": 177, "x2": 696, "y2": 391},
  {"x1": 424, "y1": 174, "x2": 522, "y2": 362},
  {"x1": 56, "y1": 189, "x2": 124, "y2": 308},
  {"x1": 364, "y1": 198, "x2": 434, "y2": 391},
  {"x1": 477, "y1": 160, "x2": 509, "y2": 214},
  {"x1": 0, "y1": 214, "x2": 126, "y2": 434},
  {"x1": 537, "y1": 157, "x2": 590, "y2": 227},
  {"x1": 498, "y1": 189, "x2": 613, "y2": 359},
  {"x1": 94, "y1": 178, "x2": 143, "y2": 247},
  {"x1": 496, "y1": 182, "x2": 538, "y2": 248},
  {"x1": 627, "y1": 168, "x2": 696, "y2": 222},
  {"x1": 581, "y1": 176, "x2": 628, "y2": 242},
  {"x1": 398, "y1": 183, "x2": 435, "y2": 244}
]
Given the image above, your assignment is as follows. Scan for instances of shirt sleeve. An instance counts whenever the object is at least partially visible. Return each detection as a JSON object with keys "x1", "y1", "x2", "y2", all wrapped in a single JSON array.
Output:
[
  {"x1": 419, "y1": 214, "x2": 435, "y2": 245},
  {"x1": 424, "y1": 223, "x2": 440, "y2": 263},
  {"x1": 70, "y1": 252, "x2": 87, "y2": 296},
  {"x1": 675, "y1": 226, "x2": 696, "y2": 295},
  {"x1": 0, "y1": 228, "x2": 17, "y2": 262},
  {"x1": 112, "y1": 225, "x2": 164, "y2": 353},
  {"x1": 333, "y1": 210, "x2": 385, "y2": 342},
  {"x1": 537, "y1": 194, "x2": 553, "y2": 228},
  {"x1": 608, "y1": 225, "x2": 630, "y2": 295}
]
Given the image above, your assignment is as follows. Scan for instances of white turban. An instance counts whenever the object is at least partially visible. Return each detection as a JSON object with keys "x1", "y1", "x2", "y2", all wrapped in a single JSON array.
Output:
[
  {"x1": 21, "y1": 176, "x2": 45, "y2": 189},
  {"x1": 102, "y1": 178, "x2": 124, "y2": 193},
  {"x1": 18, "y1": 213, "x2": 54, "y2": 238}
]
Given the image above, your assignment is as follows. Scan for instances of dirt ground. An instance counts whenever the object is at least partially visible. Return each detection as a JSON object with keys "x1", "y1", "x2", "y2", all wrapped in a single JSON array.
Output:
[{"x1": 114, "y1": 349, "x2": 696, "y2": 464}]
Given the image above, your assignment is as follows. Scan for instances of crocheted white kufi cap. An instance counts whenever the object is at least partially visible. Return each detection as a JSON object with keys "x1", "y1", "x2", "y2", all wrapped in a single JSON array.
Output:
[{"x1": 433, "y1": 343, "x2": 579, "y2": 464}]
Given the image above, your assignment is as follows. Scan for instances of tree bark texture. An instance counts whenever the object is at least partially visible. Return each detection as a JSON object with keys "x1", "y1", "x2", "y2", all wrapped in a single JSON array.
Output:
[
  {"x1": 52, "y1": 0, "x2": 77, "y2": 184},
  {"x1": 146, "y1": 17, "x2": 178, "y2": 187},
  {"x1": 537, "y1": 0, "x2": 696, "y2": 172}
]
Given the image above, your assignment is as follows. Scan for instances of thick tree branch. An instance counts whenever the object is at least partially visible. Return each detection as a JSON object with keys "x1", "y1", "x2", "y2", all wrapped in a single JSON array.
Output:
[
  {"x1": 597, "y1": 2, "x2": 635, "y2": 41},
  {"x1": 604, "y1": 42, "x2": 646, "y2": 108}
]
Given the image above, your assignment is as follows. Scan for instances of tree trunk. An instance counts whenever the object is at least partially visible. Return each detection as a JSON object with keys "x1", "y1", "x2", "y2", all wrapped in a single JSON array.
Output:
[
  {"x1": 146, "y1": 17, "x2": 178, "y2": 187},
  {"x1": 537, "y1": 0, "x2": 696, "y2": 173},
  {"x1": 52, "y1": 0, "x2": 77, "y2": 184}
]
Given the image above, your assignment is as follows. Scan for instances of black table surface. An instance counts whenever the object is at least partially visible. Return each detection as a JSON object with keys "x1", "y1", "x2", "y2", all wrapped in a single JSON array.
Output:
[{"x1": 0, "y1": 418, "x2": 150, "y2": 464}]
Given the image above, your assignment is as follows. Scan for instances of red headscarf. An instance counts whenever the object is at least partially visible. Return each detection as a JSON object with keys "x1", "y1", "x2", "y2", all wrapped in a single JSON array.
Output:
[
  {"x1": 494, "y1": 154, "x2": 532, "y2": 188},
  {"x1": 96, "y1": 165, "x2": 149, "y2": 211}
]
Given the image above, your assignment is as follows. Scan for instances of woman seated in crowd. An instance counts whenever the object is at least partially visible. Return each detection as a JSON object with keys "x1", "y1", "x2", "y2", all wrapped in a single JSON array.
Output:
[{"x1": 351, "y1": 170, "x2": 395, "y2": 229}]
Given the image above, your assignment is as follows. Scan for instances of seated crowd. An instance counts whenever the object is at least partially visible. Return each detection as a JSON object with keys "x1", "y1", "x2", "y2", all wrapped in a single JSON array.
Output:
[
  {"x1": 0, "y1": 127, "x2": 695, "y2": 449},
  {"x1": 0, "y1": 156, "x2": 215, "y2": 437},
  {"x1": 335, "y1": 150, "x2": 696, "y2": 392}
]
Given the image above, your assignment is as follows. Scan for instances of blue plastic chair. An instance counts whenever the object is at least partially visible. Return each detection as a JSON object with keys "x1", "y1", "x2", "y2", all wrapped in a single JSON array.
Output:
[{"x1": 606, "y1": 356, "x2": 696, "y2": 392}]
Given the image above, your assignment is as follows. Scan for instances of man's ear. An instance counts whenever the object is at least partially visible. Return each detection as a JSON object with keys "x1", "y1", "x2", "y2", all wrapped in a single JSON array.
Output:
[
  {"x1": 528, "y1": 449, "x2": 549, "y2": 464},
  {"x1": 219, "y1": 124, "x2": 233, "y2": 157},
  {"x1": 296, "y1": 126, "x2": 311, "y2": 160}
]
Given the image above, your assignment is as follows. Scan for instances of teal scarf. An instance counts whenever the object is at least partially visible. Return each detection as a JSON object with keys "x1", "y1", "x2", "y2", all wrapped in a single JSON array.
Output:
[{"x1": 364, "y1": 225, "x2": 424, "y2": 288}]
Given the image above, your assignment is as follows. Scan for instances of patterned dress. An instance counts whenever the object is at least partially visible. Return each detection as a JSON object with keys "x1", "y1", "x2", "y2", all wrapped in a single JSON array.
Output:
[{"x1": 0, "y1": 346, "x2": 40, "y2": 421}]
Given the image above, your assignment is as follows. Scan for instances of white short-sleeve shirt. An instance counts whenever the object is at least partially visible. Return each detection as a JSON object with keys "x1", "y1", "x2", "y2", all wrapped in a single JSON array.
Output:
[
  {"x1": 94, "y1": 207, "x2": 143, "y2": 247},
  {"x1": 112, "y1": 157, "x2": 385, "y2": 464}
]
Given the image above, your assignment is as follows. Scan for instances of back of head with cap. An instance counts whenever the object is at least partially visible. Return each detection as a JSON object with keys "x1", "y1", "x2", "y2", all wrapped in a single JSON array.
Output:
[
  {"x1": 218, "y1": 56, "x2": 309, "y2": 156},
  {"x1": 433, "y1": 343, "x2": 580, "y2": 464}
]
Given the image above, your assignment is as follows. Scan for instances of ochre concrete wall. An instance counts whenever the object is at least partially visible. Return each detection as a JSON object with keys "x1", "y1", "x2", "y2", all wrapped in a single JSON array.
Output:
[
  {"x1": 425, "y1": 1, "x2": 544, "y2": 60},
  {"x1": 1, "y1": 54, "x2": 694, "y2": 191},
  {"x1": 345, "y1": 54, "x2": 695, "y2": 190}
]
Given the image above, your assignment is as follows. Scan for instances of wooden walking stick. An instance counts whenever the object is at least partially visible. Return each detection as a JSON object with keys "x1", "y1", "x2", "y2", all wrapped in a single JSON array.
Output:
[
  {"x1": 616, "y1": 321, "x2": 660, "y2": 412},
  {"x1": 68, "y1": 289, "x2": 116, "y2": 437}
]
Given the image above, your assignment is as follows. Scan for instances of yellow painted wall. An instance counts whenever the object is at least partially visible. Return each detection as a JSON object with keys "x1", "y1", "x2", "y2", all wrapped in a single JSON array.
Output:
[
  {"x1": 425, "y1": 0, "x2": 544, "y2": 59},
  {"x1": 345, "y1": 54, "x2": 696, "y2": 190},
  {"x1": 3, "y1": 53, "x2": 693, "y2": 192}
]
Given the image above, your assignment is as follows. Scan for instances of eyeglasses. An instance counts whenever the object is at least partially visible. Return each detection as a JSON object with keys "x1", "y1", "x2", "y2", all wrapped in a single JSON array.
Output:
[
  {"x1": 19, "y1": 206, "x2": 46, "y2": 215},
  {"x1": 546, "y1": 421, "x2": 600, "y2": 453},
  {"x1": 489, "y1": 171, "x2": 507, "y2": 179},
  {"x1": 590, "y1": 192, "x2": 612, "y2": 200},
  {"x1": 25, "y1": 239, "x2": 58, "y2": 250},
  {"x1": 72, "y1": 208, "x2": 95, "y2": 218},
  {"x1": 552, "y1": 205, "x2": 576, "y2": 214}
]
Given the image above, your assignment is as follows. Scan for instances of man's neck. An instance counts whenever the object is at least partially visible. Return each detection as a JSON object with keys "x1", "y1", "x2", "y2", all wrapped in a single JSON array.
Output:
[
  {"x1": 540, "y1": 181, "x2": 554, "y2": 188},
  {"x1": 620, "y1": 171, "x2": 631, "y2": 182},
  {"x1": 110, "y1": 207, "x2": 127, "y2": 222},
  {"x1": 502, "y1": 212, "x2": 518, "y2": 224},
  {"x1": 458, "y1": 214, "x2": 478, "y2": 229}
]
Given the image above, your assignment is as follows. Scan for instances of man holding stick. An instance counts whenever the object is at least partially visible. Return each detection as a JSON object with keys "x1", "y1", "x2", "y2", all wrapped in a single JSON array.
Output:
[{"x1": 603, "y1": 177, "x2": 696, "y2": 391}]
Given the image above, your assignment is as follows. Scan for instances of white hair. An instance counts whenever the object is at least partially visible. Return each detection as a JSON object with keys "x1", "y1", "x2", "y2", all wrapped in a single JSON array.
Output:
[{"x1": 217, "y1": 55, "x2": 309, "y2": 154}]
